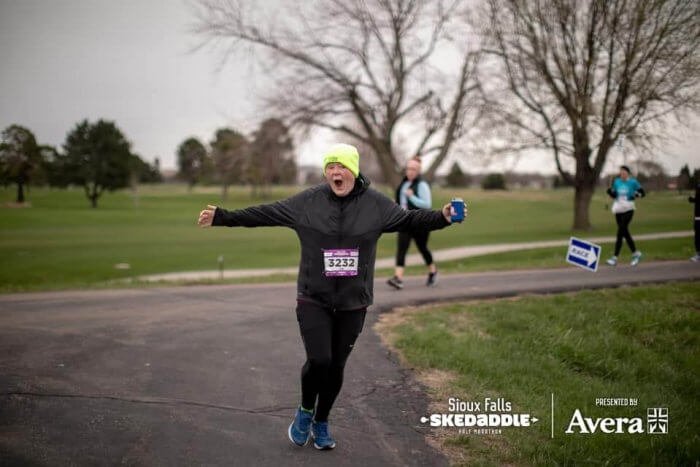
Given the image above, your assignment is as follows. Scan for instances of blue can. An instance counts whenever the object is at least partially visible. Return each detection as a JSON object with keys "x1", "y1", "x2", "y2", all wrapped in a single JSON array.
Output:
[{"x1": 451, "y1": 197, "x2": 465, "y2": 223}]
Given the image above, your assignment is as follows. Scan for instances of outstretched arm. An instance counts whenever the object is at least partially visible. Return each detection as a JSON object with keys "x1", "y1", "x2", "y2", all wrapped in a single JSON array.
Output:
[
  {"x1": 381, "y1": 197, "x2": 459, "y2": 233},
  {"x1": 198, "y1": 191, "x2": 305, "y2": 228}
]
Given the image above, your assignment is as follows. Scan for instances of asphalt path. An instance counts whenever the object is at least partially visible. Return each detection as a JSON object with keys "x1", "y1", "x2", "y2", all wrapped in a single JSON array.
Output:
[
  {"x1": 135, "y1": 230, "x2": 693, "y2": 282},
  {"x1": 1, "y1": 261, "x2": 698, "y2": 466}
]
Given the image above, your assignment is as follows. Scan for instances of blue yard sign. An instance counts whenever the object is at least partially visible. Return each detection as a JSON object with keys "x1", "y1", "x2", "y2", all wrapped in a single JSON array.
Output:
[{"x1": 566, "y1": 237, "x2": 601, "y2": 272}]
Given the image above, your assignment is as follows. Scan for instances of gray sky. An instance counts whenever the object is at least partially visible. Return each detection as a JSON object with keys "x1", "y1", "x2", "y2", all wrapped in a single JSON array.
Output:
[{"x1": 1, "y1": 0, "x2": 698, "y2": 175}]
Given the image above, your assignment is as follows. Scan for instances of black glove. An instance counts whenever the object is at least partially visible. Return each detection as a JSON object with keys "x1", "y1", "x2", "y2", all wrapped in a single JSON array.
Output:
[
  {"x1": 635, "y1": 187, "x2": 646, "y2": 198},
  {"x1": 606, "y1": 188, "x2": 616, "y2": 199}
]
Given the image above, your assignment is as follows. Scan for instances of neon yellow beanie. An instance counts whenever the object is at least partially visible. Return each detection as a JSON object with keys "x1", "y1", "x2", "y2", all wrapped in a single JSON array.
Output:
[{"x1": 322, "y1": 143, "x2": 360, "y2": 178}]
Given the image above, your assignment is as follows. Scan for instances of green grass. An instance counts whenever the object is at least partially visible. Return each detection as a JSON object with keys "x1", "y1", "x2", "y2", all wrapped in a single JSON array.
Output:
[
  {"x1": 1, "y1": 236, "x2": 689, "y2": 294},
  {"x1": 0, "y1": 183, "x2": 694, "y2": 293},
  {"x1": 385, "y1": 236, "x2": 696, "y2": 277},
  {"x1": 378, "y1": 282, "x2": 700, "y2": 466}
]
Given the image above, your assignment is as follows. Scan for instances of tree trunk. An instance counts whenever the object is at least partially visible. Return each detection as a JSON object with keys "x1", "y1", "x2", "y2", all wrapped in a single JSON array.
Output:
[
  {"x1": 84, "y1": 182, "x2": 100, "y2": 208},
  {"x1": 373, "y1": 143, "x2": 400, "y2": 187},
  {"x1": 383, "y1": 170, "x2": 400, "y2": 188},
  {"x1": 16, "y1": 181, "x2": 24, "y2": 203},
  {"x1": 572, "y1": 182, "x2": 596, "y2": 231}
]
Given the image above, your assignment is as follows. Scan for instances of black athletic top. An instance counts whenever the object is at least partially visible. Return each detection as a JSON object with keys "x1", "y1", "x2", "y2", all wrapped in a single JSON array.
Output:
[{"x1": 212, "y1": 173, "x2": 450, "y2": 311}]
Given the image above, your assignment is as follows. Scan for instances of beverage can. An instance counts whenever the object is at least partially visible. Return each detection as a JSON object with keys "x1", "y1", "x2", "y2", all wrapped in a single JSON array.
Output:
[{"x1": 451, "y1": 197, "x2": 465, "y2": 223}]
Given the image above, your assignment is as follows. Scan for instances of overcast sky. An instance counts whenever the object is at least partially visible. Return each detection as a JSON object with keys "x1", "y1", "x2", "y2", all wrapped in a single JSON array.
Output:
[{"x1": 0, "y1": 0, "x2": 697, "y2": 175}]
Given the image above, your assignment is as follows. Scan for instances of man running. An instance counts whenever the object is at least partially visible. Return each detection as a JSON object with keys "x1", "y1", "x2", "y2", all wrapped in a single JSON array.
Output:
[
  {"x1": 605, "y1": 165, "x2": 645, "y2": 266},
  {"x1": 197, "y1": 143, "x2": 465, "y2": 451},
  {"x1": 387, "y1": 157, "x2": 438, "y2": 290}
]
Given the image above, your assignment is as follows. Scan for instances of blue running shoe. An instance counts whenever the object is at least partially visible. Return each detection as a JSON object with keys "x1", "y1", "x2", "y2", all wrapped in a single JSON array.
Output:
[
  {"x1": 311, "y1": 420, "x2": 336, "y2": 450},
  {"x1": 288, "y1": 406, "x2": 314, "y2": 446}
]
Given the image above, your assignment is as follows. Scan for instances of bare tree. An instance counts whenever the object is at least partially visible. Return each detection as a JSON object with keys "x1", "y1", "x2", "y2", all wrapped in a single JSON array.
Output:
[
  {"x1": 192, "y1": 0, "x2": 482, "y2": 186},
  {"x1": 331, "y1": 117, "x2": 407, "y2": 184},
  {"x1": 478, "y1": 0, "x2": 700, "y2": 230}
]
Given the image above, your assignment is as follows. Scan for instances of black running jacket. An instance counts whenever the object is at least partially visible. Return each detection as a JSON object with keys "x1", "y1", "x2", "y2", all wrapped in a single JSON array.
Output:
[{"x1": 211, "y1": 174, "x2": 451, "y2": 311}]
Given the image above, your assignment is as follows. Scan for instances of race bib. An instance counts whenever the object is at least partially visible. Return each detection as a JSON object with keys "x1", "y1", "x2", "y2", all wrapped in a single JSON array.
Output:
[
  {"x1": 323, "y1": 248, "x2": 359, "y2": 277},
  {"x1": 612, "y1": 198, "x2": 635, "y2": 214}
]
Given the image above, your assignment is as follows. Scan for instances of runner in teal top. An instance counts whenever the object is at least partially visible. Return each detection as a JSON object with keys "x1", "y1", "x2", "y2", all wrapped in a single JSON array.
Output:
[{"x1": 605, "y1": 165, "x2": 645, "y2": 266}]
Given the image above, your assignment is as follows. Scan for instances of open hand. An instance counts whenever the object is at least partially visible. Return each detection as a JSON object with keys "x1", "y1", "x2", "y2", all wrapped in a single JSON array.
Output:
[{"x1": 198, "y1": 205, "x2": 217, "y2": 227}]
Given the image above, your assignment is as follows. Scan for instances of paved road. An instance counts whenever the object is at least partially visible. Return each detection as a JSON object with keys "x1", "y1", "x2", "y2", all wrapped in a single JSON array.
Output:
[
  {"x1": 1, "y1": 261, "x2": 698, "y2": 466},
  {"x1": 135, "y1": 230, "x2": 693, "y2": 282}
]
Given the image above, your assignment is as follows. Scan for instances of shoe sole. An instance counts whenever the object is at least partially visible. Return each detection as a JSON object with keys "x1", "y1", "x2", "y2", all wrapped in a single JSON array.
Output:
[
  {"x1": 387, "y1": 281, "x2": 403, "y2": 290},
  {"x1": 311, "y1": 432, "x2": 336, "y2": 450},
  {"x1": 288, "y1": 422, "x2": 309, "y2": 447}
]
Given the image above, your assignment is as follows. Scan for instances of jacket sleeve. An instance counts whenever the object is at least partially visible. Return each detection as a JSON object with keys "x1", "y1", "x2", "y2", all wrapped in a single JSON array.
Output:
[
  {"x1": 211, "y1": 191, "x2": 305, "y2": 228},
  {"x1": 379, "y1": 193, "x2": 450, "y2": 233}
]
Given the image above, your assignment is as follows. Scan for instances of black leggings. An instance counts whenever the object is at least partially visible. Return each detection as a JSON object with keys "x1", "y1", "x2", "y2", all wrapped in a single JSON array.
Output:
[
  {"x1": 614, "y1": 210, "x2": 636, "y2": 256},
  {"x1": 296, "y1": 300, "x2": 366, "y2": 422},
  {"x1": 396, "y1": 230, "x2": 433, "y2": 267}
]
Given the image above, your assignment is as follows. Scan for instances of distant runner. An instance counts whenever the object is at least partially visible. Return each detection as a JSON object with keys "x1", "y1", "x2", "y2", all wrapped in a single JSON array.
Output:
[
  {"x1": 197, "y1": 143, "x2": 466, "y2": 451},
  {"x1": 387, "y1": 157, "x2": 438, "y2": 290},
  {"x1": 689, "y1": 180, "x2": 699, "y2": 262},
  {"x1": 605, "y1": 165, "x2": 645, "y2": 266}
]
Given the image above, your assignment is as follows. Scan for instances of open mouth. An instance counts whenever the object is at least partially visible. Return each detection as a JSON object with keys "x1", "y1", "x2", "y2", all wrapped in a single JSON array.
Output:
[{"x1": 333, "y1": 180, "x2": 343, "y2": 189}]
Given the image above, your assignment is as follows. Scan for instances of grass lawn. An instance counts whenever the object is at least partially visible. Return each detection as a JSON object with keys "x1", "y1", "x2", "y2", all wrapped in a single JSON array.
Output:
[
  {"x1": 0, "y1": 183, "x2": 694, "y2": 293},
  {"x1": 374, "y1": 282, "x2": 700, "y2": 466},
  {"x1": 389, "y1": 236, "x2": 696, "y2": 277}
]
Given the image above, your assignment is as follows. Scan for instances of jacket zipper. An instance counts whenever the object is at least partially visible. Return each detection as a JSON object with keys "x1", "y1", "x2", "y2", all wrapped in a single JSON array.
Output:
[{"x1": 334, "y1": 201, "x2": 342, "y2": 313}]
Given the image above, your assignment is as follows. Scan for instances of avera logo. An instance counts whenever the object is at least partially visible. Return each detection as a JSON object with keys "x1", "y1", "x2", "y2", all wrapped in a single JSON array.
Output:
[
  {"x1": 647, "y1": 408, "x2": 668, "y2": 434},
  {"x1": 564, "y1": 409, "x2": 644, "y2": 434}
]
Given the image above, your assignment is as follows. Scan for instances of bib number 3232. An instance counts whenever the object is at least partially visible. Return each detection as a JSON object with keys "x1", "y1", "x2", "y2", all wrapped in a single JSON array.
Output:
[{"x1": 323, "y1": 248, "x2": 359, "y2": 277}]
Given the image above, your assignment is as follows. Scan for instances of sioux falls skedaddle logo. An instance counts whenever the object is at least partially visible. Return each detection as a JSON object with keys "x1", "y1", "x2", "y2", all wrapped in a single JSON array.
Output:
[{"x1": 419, "y1": 397, "x2": 539, "y2": 435}]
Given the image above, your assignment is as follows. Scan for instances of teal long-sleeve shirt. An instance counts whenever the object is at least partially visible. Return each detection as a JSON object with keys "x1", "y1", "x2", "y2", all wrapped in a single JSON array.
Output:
[{"x1": 608, "y1": 177, "x2": 643, "y2": 201}]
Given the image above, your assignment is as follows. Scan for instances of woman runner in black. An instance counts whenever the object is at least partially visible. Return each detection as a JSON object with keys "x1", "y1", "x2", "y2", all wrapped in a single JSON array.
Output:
[
  {"x1": 197, "y1": 143, "x2": 465, "y2": 451},
  {"x1": 387, "y1": 157, "x2": 438, "y2": 290},
  {"x1": 690, "y1": 181, "x2": 700, "y2": 262}
]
